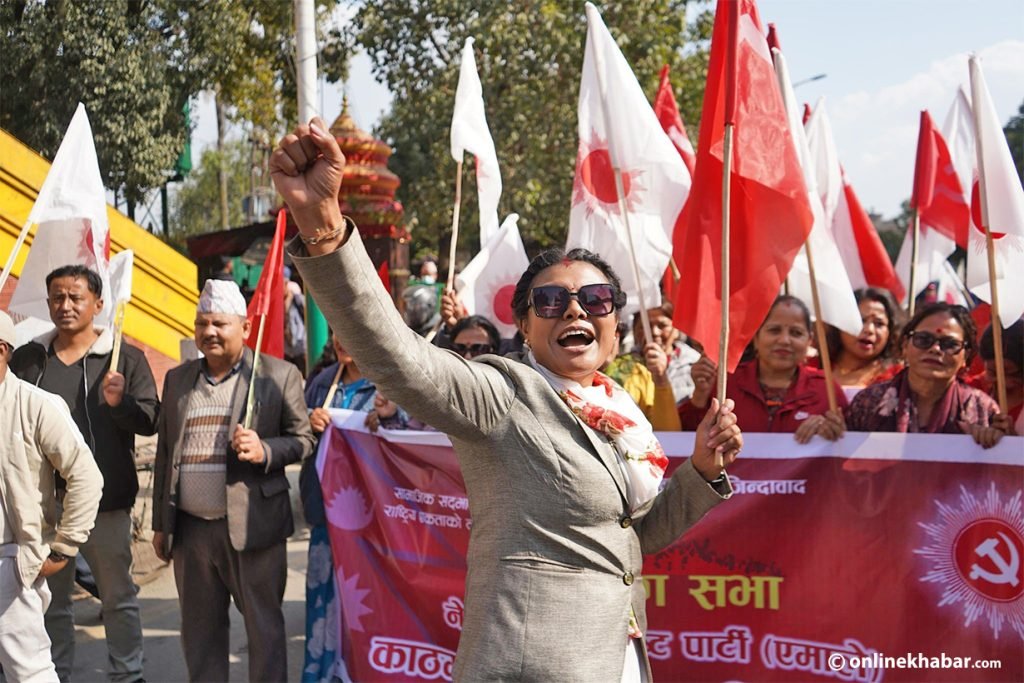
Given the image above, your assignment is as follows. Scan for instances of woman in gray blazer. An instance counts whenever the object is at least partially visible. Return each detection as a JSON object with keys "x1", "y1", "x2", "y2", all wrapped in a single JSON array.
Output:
[{"x1": 275, "y1": 119, "x2": 743, "y2": 682}]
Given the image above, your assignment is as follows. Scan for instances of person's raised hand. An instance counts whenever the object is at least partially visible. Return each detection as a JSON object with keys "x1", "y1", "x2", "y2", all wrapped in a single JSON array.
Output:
[
  {"x1": 689, "y1": 355, "x2": 716, "y2": 409},
  {"x1": 642, "y1": 343, "x2": 670, "y2": 387},
  {"x1": 441, "y1": 289, "x2": 464, "y2": 330},
  {"x1": 691, "y1": 398, "x2": 742, "y2": 481},
  {"x1": 269, "y1": 117, "x2": 346, "y2": 241}
]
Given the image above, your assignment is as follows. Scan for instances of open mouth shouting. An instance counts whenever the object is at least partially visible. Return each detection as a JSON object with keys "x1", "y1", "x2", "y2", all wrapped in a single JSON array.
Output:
[{"x1": 557, "y1": 325, "x2": 595, "y2": 350}]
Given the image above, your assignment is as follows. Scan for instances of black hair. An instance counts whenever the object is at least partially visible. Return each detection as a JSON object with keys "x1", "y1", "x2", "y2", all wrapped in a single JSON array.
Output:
[
  {"x1": 511, "y1": 248, "x2": 627, "y2": 321},
  {"x1": 762, "y1": 295, "x2": 812, "y2": 332},
  {"x1": 46, "y1": 265, "x2": 102, "y2": 298},
  {"x1": 631, "y1": 300, "x2": 675, "y2": 330},
  {"x1": 825, "y1": 287, "x2": 904, "y2": 362},
  {"x1": 450, "y1": 315, "x2": 501, "y2": 351},
  {"x1": 899, "y1": 302, "x2": 978, "y2": 366},
  {"x1": 979, "y1": 319, "x2": 1024, "y2": 370}
]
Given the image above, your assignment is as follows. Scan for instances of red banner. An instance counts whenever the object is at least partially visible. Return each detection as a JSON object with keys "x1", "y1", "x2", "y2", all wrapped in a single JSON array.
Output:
[{"x1": 317, "y1": 412, "x2": 1023, "y2": 682}]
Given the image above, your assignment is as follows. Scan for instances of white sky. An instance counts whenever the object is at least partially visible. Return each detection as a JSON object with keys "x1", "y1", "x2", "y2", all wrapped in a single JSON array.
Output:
[{"x1": 190, "y1": 0, "x2": 1024, "y2": 219}]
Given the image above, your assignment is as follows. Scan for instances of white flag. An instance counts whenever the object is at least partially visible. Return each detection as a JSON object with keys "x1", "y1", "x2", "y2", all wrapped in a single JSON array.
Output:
[
  {"x1": 456, "y1": 214, "x2": 529, "y2": 338},
  {"x1": 966, "y1": 55, "x2": 1024, "y2": 324},
  {"x1": 9, "y1": 103, "x2": 112, "y2": 325},
  {"x1": 894, "y1": 226, "x2": 957, "y2": 303},
  {"x1": 775, "y1": 50, "x2": 861, "y2": 335},
  {"x1": 108, "y1": 249, "x2": 134, "y2": 306},
  {"x1": 566, "y1": 3, "x2": 690, "y2": 315},
  {"x1": 450, "y1": 37, "x2": 502, "y2": 247}
]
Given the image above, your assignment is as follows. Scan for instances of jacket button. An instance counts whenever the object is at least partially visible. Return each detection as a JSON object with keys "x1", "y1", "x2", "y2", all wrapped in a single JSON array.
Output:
[
  {"x1": 623, "y1": 571, "x2": 635, "y2": 586},
  {"x1": 619, "y1": 515, "x2": 632, "y2": 528}
]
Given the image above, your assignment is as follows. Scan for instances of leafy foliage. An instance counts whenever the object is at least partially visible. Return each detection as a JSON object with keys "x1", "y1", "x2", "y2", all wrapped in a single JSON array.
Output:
[
  {"x1": 0, "y1": 0, "x2": 190, "y2": 206},
  {"x1": 168, "y1": 140, "x2": 254, "y2": 247},
  {"x1": 348, "y1": 0, "x2": 712, "y2": 257}
]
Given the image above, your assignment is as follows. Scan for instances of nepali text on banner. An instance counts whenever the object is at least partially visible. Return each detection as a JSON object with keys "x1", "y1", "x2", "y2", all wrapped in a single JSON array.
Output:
[{"x1": 316, "y1": 410, "x2": 1022, "y2": 682}]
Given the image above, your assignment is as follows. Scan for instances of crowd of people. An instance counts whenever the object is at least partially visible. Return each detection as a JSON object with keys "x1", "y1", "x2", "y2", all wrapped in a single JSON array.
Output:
[{"x1": 0, "y1": 120, "x2": 1019, "y2": 682}]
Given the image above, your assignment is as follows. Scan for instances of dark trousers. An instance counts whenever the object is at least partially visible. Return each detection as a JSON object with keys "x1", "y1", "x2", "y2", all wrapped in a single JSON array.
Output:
[{"x1": 172, "y1": 513, "x2": 287, "y2": 682}]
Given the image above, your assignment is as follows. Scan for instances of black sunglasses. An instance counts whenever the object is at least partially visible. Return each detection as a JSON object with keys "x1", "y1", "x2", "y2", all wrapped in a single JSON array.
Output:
[
  {"x1": 907, "y1": 331, "x2": 966, "y2": 354},
  {"x1": 453, "y1": 343, "x2": 494, "y2": 358},
  {"x1": 529, "y1": 284, "x2": 617, "y2": 319}
]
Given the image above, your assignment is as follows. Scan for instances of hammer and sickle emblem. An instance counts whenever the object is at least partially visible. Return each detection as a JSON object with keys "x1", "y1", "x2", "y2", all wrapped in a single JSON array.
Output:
[{"x1": 969, "y1": 532, "x2": 1021, "y2": 587}]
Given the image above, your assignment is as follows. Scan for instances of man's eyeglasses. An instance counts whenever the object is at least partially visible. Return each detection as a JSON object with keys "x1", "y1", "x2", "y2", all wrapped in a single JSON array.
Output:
[
  {"x1": 529, "y1": 284, "x2": 617, "y2": 319},
  {"x1": 453, "y1": 343, "x2": 494, "y2": 358},
  {"x1": 907, "y1": 331, "x2": 966, "y2": 354}
]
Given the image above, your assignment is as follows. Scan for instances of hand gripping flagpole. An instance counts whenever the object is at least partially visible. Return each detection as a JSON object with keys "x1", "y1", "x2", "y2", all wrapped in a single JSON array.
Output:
[
  {"x1": 969, "y1": 56, "x2": 1008, "y2": 413},
  {"x1": 588, "y1": 21, "x2": 654, "y2": 348}
]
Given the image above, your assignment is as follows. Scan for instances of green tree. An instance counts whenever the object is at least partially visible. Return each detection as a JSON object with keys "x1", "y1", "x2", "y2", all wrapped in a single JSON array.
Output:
[
  {"x1": 0, "y1": 0, "x2": 190, "y2": 209},
  {"x1": 168, "y1": 140, "x2": 253, "y2": 247},
  {"x1": 347, "y1": 0, "x2": 711, "y2": 257}
]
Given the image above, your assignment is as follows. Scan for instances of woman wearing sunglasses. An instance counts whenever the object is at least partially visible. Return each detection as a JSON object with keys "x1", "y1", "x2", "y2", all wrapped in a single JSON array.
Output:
[
  {"x1": 447, "y1": 315, "x2": 501, "y2": 360},
  {"x1": 274, "y1": 119, "x2": 742, "y2": 682},
  {"x1": 845, "y1": 302, "x2": 1009, "y2": 447}
]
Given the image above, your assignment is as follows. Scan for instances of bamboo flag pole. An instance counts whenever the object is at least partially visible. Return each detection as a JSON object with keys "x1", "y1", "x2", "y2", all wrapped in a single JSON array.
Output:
[
  {"x1": 321, "y1": 363, "x2": 345, "y2": 410},
  {"x1": 446, "y1": 162, "x2": 464, "y2": 291},
  {"x1": 109, "y1": 301, "x2": 128, "y2": 372},
  {"x1": 802, "y1": 242, "x2": 839, "y2": 412},
  {"x1": 589, "y1": 26, "x2": 654, "y2": 347},
  {"x1": 0, "y1": 220, "x2": 33, "y2": 292},
  {"x1": 717, "y1": 124, "x2": 734, "y2": 406},
  {"x1": 969, "y1": 56, "x2": 1008, "y2": 413},
  {"x1": 243, "y1": 314, "x2": 267, "y2": 430},
  {"x1": 908, "y1": 208, "x2": 921, "y2": 317}
]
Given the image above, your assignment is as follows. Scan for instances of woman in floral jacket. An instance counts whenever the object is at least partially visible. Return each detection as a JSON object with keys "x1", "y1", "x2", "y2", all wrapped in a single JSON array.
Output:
[{"x1": 845, "y1": 302, "x2": 1010, "y2": 448}]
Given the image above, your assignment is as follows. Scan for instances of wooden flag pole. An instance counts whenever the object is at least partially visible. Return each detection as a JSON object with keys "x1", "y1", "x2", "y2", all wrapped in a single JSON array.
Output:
[
  {"x1": 802, "y1": 242, "x2": 839, "y2": 413},
  {"x1": 718, "y1": 124, "x2": 734, "y2": 406},
  {"x1": 0, "y1": 220, "x2": 33, "y2": 292},
  {"x1": 908, "y1": 208, "x2": 921, "y2": 317},
  {"x1": 321, "y1": 362, "x2": 345, "y2": 410},
  {"x1": 968, "y1": 69, "x2": 1008, "y2": 413},
  {"x1": 446, "y1": 161, "x2": 464, "y2": 291},
  {"x1": 243, "y1": 313, "x2": 267, "y2": 430},
  {"x1": 109, "y1": 301, "x2": 128, "y2": 373},
  {"x1": 589, "y1": 37, "x2": 654, "y2": 347}
]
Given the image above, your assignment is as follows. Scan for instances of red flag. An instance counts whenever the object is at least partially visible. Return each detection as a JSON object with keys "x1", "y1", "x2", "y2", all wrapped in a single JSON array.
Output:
[
  {"x1": 653, "y1": 65, "x2": 697, "y2": 177},
  {"x1": 377, "y1": 259, "x2": 391, "y2": 295},
  {"x1": 672, "y1": 0, "x2": 813, "y2": 371},
  {"x1": 841, "y1": 174, "x2": 906, "y2": 301},
  {"x1": 245, "y1": 208, "x2": 287, "y2": 358},
  {"x1": 911, "y1": 110, "x2": 969, "y2": 247}
]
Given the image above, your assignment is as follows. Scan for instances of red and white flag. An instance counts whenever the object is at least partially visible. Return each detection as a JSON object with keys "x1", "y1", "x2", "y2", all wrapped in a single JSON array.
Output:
[
  {"x1": 896, "y1": 102, "x2": 970, "y2": 303},
  {"x1": 653, "y1": 65, "x2": 696, "y2": 177},
  {"x1": 672, "y1": 0, "x2": 812, "y2": 370},
  {"x1": 966, "y1": 55, "x2": 1024, "y2": 324},
  {"x1": 9, "y1": 103, "x2": 112, "y2": 325},
  {"x1": 773, "y1": 43, "x2": 861, "y2": 335},
  {"x1": 450, "y1": 37, "x2": 502, "y2": 247},
  {"x1": 567, "y1": 3, "x2": 691, "y2": 315},
  {"x1": 456, "y1": 214, "x2": 529, "y2": 338},
  {"x1": 805, "y1": 99, "x2": 905, "y2": 301}
]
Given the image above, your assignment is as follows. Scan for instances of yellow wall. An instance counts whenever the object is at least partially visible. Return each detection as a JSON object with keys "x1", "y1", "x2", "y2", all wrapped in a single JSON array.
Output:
[{"x1": 0, "y1": 128, "x2": 197, "y2": 361}]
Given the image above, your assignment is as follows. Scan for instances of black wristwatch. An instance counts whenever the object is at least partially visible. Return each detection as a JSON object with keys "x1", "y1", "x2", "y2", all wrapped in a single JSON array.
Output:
[{"x1": 48, "y1": 550, "x2": 72, "y2": 563}]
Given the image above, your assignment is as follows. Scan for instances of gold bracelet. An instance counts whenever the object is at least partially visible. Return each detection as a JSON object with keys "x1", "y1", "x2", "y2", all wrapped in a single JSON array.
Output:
[{"x1": 300, "y1": 217, "x2": 349, "y2": 246}]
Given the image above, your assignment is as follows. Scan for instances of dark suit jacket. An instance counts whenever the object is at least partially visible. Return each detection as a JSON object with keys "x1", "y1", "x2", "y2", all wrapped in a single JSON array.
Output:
[{"x1": 152, "y1": 347, "x2": 314, "y2": 552}]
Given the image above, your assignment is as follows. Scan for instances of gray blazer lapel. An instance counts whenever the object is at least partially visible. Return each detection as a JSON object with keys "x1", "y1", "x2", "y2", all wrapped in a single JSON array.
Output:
[
  {"x1": 228, "y1": 347, "x2": 255, "y2": 431},
  {"x1": 570, "y1": 413, "x2": 629, "y2": 508},
  {"x1": 171, "y1": 361, "x2": 202, "y2": 465}
]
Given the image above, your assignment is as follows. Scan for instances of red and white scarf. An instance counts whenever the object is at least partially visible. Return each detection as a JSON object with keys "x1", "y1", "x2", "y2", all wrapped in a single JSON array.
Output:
[{"x1": 527, "y1": 352, "x2": 669, "y2": 512}]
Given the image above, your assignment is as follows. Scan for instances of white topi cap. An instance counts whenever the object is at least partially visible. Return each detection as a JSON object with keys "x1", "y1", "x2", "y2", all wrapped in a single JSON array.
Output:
[
  {"x1": 197, "y1": 279, "x2": 247, "y2": 317},
  {"x1": 0, "y1": 310, "x2": 16, "y2": 348}
]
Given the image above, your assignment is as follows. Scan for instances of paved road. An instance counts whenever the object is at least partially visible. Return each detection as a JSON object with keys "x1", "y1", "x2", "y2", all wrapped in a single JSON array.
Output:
[
  {"x1": 70, "y1": 459, "x2": 311, "y2": 682},
  {"x1": 70, "y1": 528, "x2": 310, "y2": 683}
]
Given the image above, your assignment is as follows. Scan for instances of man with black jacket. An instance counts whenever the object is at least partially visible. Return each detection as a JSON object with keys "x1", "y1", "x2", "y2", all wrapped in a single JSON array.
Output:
[{"x1": 10, "y1": 264, "x2": 159, "y2": 683}]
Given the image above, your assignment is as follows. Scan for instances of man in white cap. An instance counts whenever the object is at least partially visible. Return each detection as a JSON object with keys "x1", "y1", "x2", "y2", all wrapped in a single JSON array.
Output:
[
  {"x1": 151, "y1": 280, "x2": 314, "y2": 682},
  {"x1": 0, "y1": 309, "x2": 103, "y2": 681}
]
